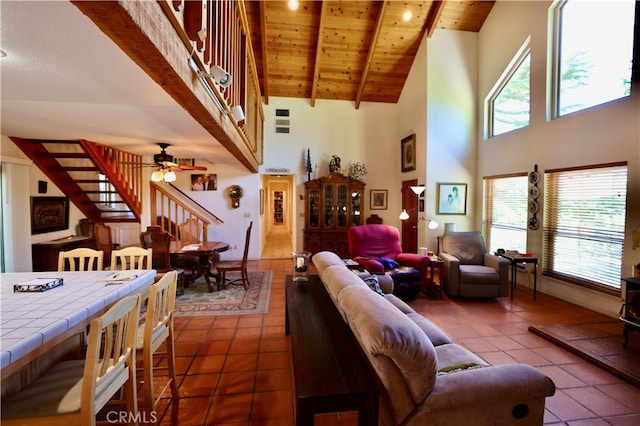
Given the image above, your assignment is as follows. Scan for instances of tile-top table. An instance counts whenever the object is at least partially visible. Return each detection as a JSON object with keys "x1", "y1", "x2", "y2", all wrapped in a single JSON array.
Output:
[{"x1": 0, "y1": 269, "x2": 156, "y2": 379}]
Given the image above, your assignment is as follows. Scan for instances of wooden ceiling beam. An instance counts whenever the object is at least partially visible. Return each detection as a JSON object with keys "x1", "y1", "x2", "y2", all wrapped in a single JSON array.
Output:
[
  {"x1": 259, "y1": 1, "x2": 270, "y2": 105},
  {"x1": 355, "y1": 1, "x2": 386, "y2": 110},
  {"x1": 310, "y1": 1, "x2": 329, "y2": 108},
  {"x1": 426, "y1": 0, "x2": 446, "y2": 38}
]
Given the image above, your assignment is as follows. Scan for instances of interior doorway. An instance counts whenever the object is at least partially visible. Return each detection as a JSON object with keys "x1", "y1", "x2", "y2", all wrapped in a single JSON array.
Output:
[
  {"x1": 261, "y1": 174, "x2": 295, "y2": 259},
  {"x1": 401, "y1": 179, "x2": 418, "y2": 253}
]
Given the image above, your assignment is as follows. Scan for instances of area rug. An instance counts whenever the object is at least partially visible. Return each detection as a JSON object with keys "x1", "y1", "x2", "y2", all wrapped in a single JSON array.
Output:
[{"x1": 174, "y1": 270, "x2": 272, "y2": 316}]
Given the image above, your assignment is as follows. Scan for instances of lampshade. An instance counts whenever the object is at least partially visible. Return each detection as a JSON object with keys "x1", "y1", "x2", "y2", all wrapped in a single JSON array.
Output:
[
  {"x1": 427, "y1": 219, "x2": 439, "y2": 230},
  {"x1": 399, "y1": 209, "x2": 410, "y2": 220},
  {"x1": 163, "y1": 171, "x2": 177, "y2": 182},
  {"x1": 151, "y1": 170, "x2": 164, "y2": 182},
  {"x1": 410, "y1": 185, "x2": 426, "y2": 196}
]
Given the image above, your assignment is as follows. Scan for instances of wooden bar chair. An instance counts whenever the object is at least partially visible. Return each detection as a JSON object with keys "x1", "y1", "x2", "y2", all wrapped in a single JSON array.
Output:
[
  {"x1": 178, "y1": 217, "x2": 201, "y2": 243},
  {"x1": 1, "y1": 294, "x2": 141, "y2": 425},
  {"x1": 136, "y1": 270, "x2": 179, "y2": 414},
  {"x1": 111, "y1": 247, "x2": 153, "y2": 271},
  {"x1": 57, "y1": 248, "x2": 104, "y2": 271}
]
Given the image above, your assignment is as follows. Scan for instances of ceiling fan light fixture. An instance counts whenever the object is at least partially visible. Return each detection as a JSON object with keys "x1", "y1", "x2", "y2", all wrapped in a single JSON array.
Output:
[
  {"x1": 163, "y1": 171, "x2": 177, "y2": 182},
  {"x1": 151, "y1": 170, "x2": 164, "y2": 182}
]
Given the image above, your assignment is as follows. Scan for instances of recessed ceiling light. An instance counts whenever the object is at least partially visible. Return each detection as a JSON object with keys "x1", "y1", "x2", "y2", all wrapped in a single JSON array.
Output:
[
  {"x1": 402, "y1": 10, "x2": 412, "y2": 22},
  {"x1": 288, "y1": 0, "x2": 299, "y2": 11}
]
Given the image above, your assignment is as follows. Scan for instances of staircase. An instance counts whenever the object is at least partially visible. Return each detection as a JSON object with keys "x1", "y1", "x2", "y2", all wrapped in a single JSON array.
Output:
[{"x1": 10, "y1": 137, "x2": 143, "y2": 223}]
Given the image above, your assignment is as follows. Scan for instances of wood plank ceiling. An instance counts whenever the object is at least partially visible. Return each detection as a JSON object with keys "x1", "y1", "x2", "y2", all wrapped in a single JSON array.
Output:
[{"x1": 245, "y1": 0, "x2": 495, "y2": 107}]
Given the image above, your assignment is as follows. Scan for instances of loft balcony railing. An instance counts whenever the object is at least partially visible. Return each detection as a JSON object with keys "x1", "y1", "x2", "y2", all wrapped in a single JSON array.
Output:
[{"x1": 159, "y1": 0, "x2": 264, "y2": 163}]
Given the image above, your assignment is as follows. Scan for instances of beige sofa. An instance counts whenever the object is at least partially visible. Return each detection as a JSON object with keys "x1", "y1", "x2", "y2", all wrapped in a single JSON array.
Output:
[{"x1": 313, "y1": 251, "x2": 555, "y2": 426}]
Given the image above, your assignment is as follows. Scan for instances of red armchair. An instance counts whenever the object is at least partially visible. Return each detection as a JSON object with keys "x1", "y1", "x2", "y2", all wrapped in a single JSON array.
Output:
[{"x1": 347, "y1": 224, "x2": 430, "y2": 300}]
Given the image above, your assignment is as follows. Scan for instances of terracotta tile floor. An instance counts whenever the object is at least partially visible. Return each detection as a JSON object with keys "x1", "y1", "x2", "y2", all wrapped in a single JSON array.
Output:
[{"x1": 151, "y1": 259, "x2": 640, "y2": 425}]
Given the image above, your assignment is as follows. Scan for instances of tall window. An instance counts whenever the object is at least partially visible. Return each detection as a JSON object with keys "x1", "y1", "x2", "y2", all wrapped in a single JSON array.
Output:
[
  {"x1": 543, "y1": 163, "x2": 628, "y2": 291},
  {"x1": 550, "y1": 0, "x2": 635, "y2": 118},
  {"x1": 483, "y1": 174, "x2": 528, "y2": 254},
  {"x1": 486, "y1": 38, "x2": 531, "y2": 138}
]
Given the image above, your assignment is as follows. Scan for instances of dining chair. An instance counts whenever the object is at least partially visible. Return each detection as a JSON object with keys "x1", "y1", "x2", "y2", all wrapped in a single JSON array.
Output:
[
  {"x1": 1, "y1": 294, "x2": 140, "y2": 425},
  {"x1": 111, "y1": 246, "x2": 152, "y2": 271},
  {"x1": 178, "y1": 217, "x2": 201, "y2": 243},
  {"x1": 140, "y1": 226, "x2": 185, "y2": 295},
  {"x1": 94, "y1": 222, "x2": 117, "y2": 268},
  {"x1": 214, "y1": 221, "x2": 252, "y2": 290},
  {"x1": 136, "y1": 270, "x2": 179, "y2": 414},
  {"x1": 57, "y1": 248, "x2": 104, "y2": 271}
]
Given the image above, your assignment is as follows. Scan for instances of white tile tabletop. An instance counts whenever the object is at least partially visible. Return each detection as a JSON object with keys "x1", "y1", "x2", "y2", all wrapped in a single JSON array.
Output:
[{"x1": 0, "y1": 270, "x2": 156, "y2": 375}]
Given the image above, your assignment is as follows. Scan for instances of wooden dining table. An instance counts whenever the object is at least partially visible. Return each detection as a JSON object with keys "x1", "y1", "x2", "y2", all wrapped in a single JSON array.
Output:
[
  {"x1": 170, "y1": 241, "x2": 230, "y2": 292},
  {"x1": 0, "y1": 270, "x2": 156, "y2": 390}
]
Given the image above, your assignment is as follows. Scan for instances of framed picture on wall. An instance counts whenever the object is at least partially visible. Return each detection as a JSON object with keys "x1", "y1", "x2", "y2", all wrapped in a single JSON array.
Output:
[
  {"x1": 31, "y1": 196, "x2": 69, "y2": 234},
  {"x1": 437, "y1": 183, "x2": 467, "y2": 215},
  {"x1": 191, "y1": 174, "x2": 217, "y2": 191},
  {"x1": 401, "y1": 134, "x2": 416, "y2": 172},
  {"x1": 370, "y1": 189, "x2": 388, "y2": 210}
]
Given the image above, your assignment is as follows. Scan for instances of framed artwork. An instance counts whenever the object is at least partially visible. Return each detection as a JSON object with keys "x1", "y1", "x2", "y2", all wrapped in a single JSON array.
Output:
[
  {"x1": 437, "y1": 183, "x2": 467, "y2": 215},
  {"x1": 260, "y1": 189, "x2": 265, "y2": 215},
  {"x1": 370, "y1": 189, "x2": 388, "y2": 210},
  {"x1": 401, "y1": 134, "x2": 416, "y2": 172},
  {"x1": 176, "y1": 158, "x2": 195, "y2": 167},
  {"x1": 31, "y1": 196, "x2": 69, "y2": 234},
  {"x1": 191, "y1": 174, "x2": 217, "y2": 191}
]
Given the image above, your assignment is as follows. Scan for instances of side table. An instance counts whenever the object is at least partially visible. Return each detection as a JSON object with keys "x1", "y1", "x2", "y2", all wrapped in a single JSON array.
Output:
[
  {"x1": 497, "y1": 254, "x2": 538, "y2": 300},
  {"x1": 422, "y1": 257, "x2": 444, "y2": 298}
]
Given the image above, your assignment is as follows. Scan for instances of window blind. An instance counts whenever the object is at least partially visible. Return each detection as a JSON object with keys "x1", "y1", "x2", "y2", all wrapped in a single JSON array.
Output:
[
  {"x1": 543, "y1": 163, "x2": 628, "y2": 290},
  {"x1": 483, "y1": 174, "x2": 528, "y2": 254}
]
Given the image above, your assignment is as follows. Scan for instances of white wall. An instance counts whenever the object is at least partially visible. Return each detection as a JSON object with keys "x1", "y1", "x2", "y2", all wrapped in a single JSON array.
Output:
[
  {"x1": 476, "y1": 0, "x2": 640, "y2": 317},
  {"x1": 259, "y1": 98, "x2": 399, "y2": 252}
]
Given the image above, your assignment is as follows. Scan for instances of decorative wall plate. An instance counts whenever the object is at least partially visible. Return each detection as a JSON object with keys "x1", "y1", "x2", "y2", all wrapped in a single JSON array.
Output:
[
  {"x1": 528, "y1": 170, "x2": 540, "y2": 185},
  {"x1": 528, "y1": 186, "x2": 540, "y2": 199},
  {"x1": 528, "y1": 200, "x2": 539, "y2": 214},
  {"x1": 528, "y1": 217, "x2": 539, "y2": 230}
]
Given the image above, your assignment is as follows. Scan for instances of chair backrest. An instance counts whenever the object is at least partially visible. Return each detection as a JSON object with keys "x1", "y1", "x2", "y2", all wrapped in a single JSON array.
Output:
[
  {"x1": 143, "y1": 271, "x2": 177, "y2": 352},
  {"x1": 240, "y1": 221, "x2": 253, "y2": 265},
  {"x1": 140, "y1": 226, "x2": 172, "y2": 270},
  {"x1": 179, "y1": 218, "x2": 201, "y2": 243},
  {"x1": 111, "y1": 247, "x2": 153, "y2": 271},
  {"x1": 366, "y1": 214, "x2": 383, "y2": 224},
  {"x1": 58, "y1": 248, "x2": 104, "y2": 271},
  {"x1": 78, "y1": 218, "x2": 95, "y2": 237},
  {"x1": 441, "y1": 231, "x2": 487, "y2": 265},
  {"x1": 347, "y1": 224, "x2": 403, "y2": 259},
  {"x1": 83, "y1": 294, "x2": 140, "y2": 420},
  {"x1": 94, "y1": 223, "x2": 114, "y2": 266}
]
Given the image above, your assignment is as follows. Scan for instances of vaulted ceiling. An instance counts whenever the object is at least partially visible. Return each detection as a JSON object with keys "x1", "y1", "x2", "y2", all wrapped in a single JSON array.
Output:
[{"x1": 245, "y1": 0, "x2": 495, "y2": 107}]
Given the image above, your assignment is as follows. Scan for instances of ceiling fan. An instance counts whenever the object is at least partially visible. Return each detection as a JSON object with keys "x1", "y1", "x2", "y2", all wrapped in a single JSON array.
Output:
[{"x1": 139, "y1": 143, "x2": 207, "y2": 182}]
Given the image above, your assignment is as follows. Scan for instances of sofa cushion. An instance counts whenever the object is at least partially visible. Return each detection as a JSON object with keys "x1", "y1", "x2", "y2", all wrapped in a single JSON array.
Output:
[
  {"x1": 406, "y1": 313, "x2": 453, "y2": 346},
  {"x1": 434, "y1": 343, "x2": 489, "y2": 372},
  {"x1": 312, "y1": 251, "x2": 344, "y2": 274},
  {"x1": 459, "y1": 265, "x2": 500, "y2": 284},
  {"x1": 338, "y1": 285, "x2": 438, "y2": 405}
]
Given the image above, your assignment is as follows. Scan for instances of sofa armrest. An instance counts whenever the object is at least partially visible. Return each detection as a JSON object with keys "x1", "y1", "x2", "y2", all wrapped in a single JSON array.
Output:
[
  {"x1": 439, "y1": 253, "x2": 460, "y2": 296},
  {"x1": 485, "y1": 254, "x2": 510, "y2": 296},
  {"x1": 354, "y1": 256, "x2": 385, "y2": 274},
  {"x1": 427, "y1": 364, "x2": 555, "y2": 410},
  {"x1": 396, "y1": 253, "x2": 430, "y2": 270}
]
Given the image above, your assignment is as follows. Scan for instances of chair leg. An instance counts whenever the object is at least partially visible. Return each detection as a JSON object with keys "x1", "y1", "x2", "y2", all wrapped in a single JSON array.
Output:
[
  {"x1": 241, "y1": 268, "x2": 248, "y2": 290},
  {"x1": 142, "y1": 348, "x2": 155, "y2": 414},
  {"x1": 167, "y1": 328, "x2": 179, "y2": 401}
]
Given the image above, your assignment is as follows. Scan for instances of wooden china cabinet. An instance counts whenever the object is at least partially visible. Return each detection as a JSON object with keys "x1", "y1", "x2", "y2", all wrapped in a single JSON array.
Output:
[{"x1": 303, "y1": 173, "x2": 365, "y2": 257}]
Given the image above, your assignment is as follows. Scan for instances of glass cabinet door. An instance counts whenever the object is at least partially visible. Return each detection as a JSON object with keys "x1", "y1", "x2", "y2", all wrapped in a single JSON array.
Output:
[
  {"x1": 337, "y1": 184, "x2": 347, "y2": 227},
  {"x1": 350, "y1": 190, "x2": 362, "y2": 226},
  {"x1": 324, "y1": 185, "x2": 334, "y2": 227},
  {"x1": 308, "y1": 189, "x2": 320, "y2": 227}
]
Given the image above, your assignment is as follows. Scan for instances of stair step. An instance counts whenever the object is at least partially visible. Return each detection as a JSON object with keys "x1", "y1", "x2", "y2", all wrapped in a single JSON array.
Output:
[
  {"x1": 49, "y1": 153, "x2": 90, "y2": 159},
  {"x1": 63, "y1": 166, "x2": 99, "y2": 172}
]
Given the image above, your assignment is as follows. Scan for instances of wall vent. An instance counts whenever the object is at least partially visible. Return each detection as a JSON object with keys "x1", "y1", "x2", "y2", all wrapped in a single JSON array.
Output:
[{"x1": 275, "y1": 109, "x2": 290, "y2": 134}]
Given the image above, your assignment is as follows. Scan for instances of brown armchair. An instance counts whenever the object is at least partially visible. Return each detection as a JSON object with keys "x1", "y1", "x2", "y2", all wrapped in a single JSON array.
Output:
[
  {"x1": 439, "y1": 231, "x2": 509, "y2": 298},
  {"x1": 140, "y1": 226, "x2": 185, "y2": 295}
]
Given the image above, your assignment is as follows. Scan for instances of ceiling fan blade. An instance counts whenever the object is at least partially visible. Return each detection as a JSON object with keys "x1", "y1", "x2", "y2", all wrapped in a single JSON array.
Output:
[{"x1": 176, "y1": 164, "x2": 208, "y2": 171}]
